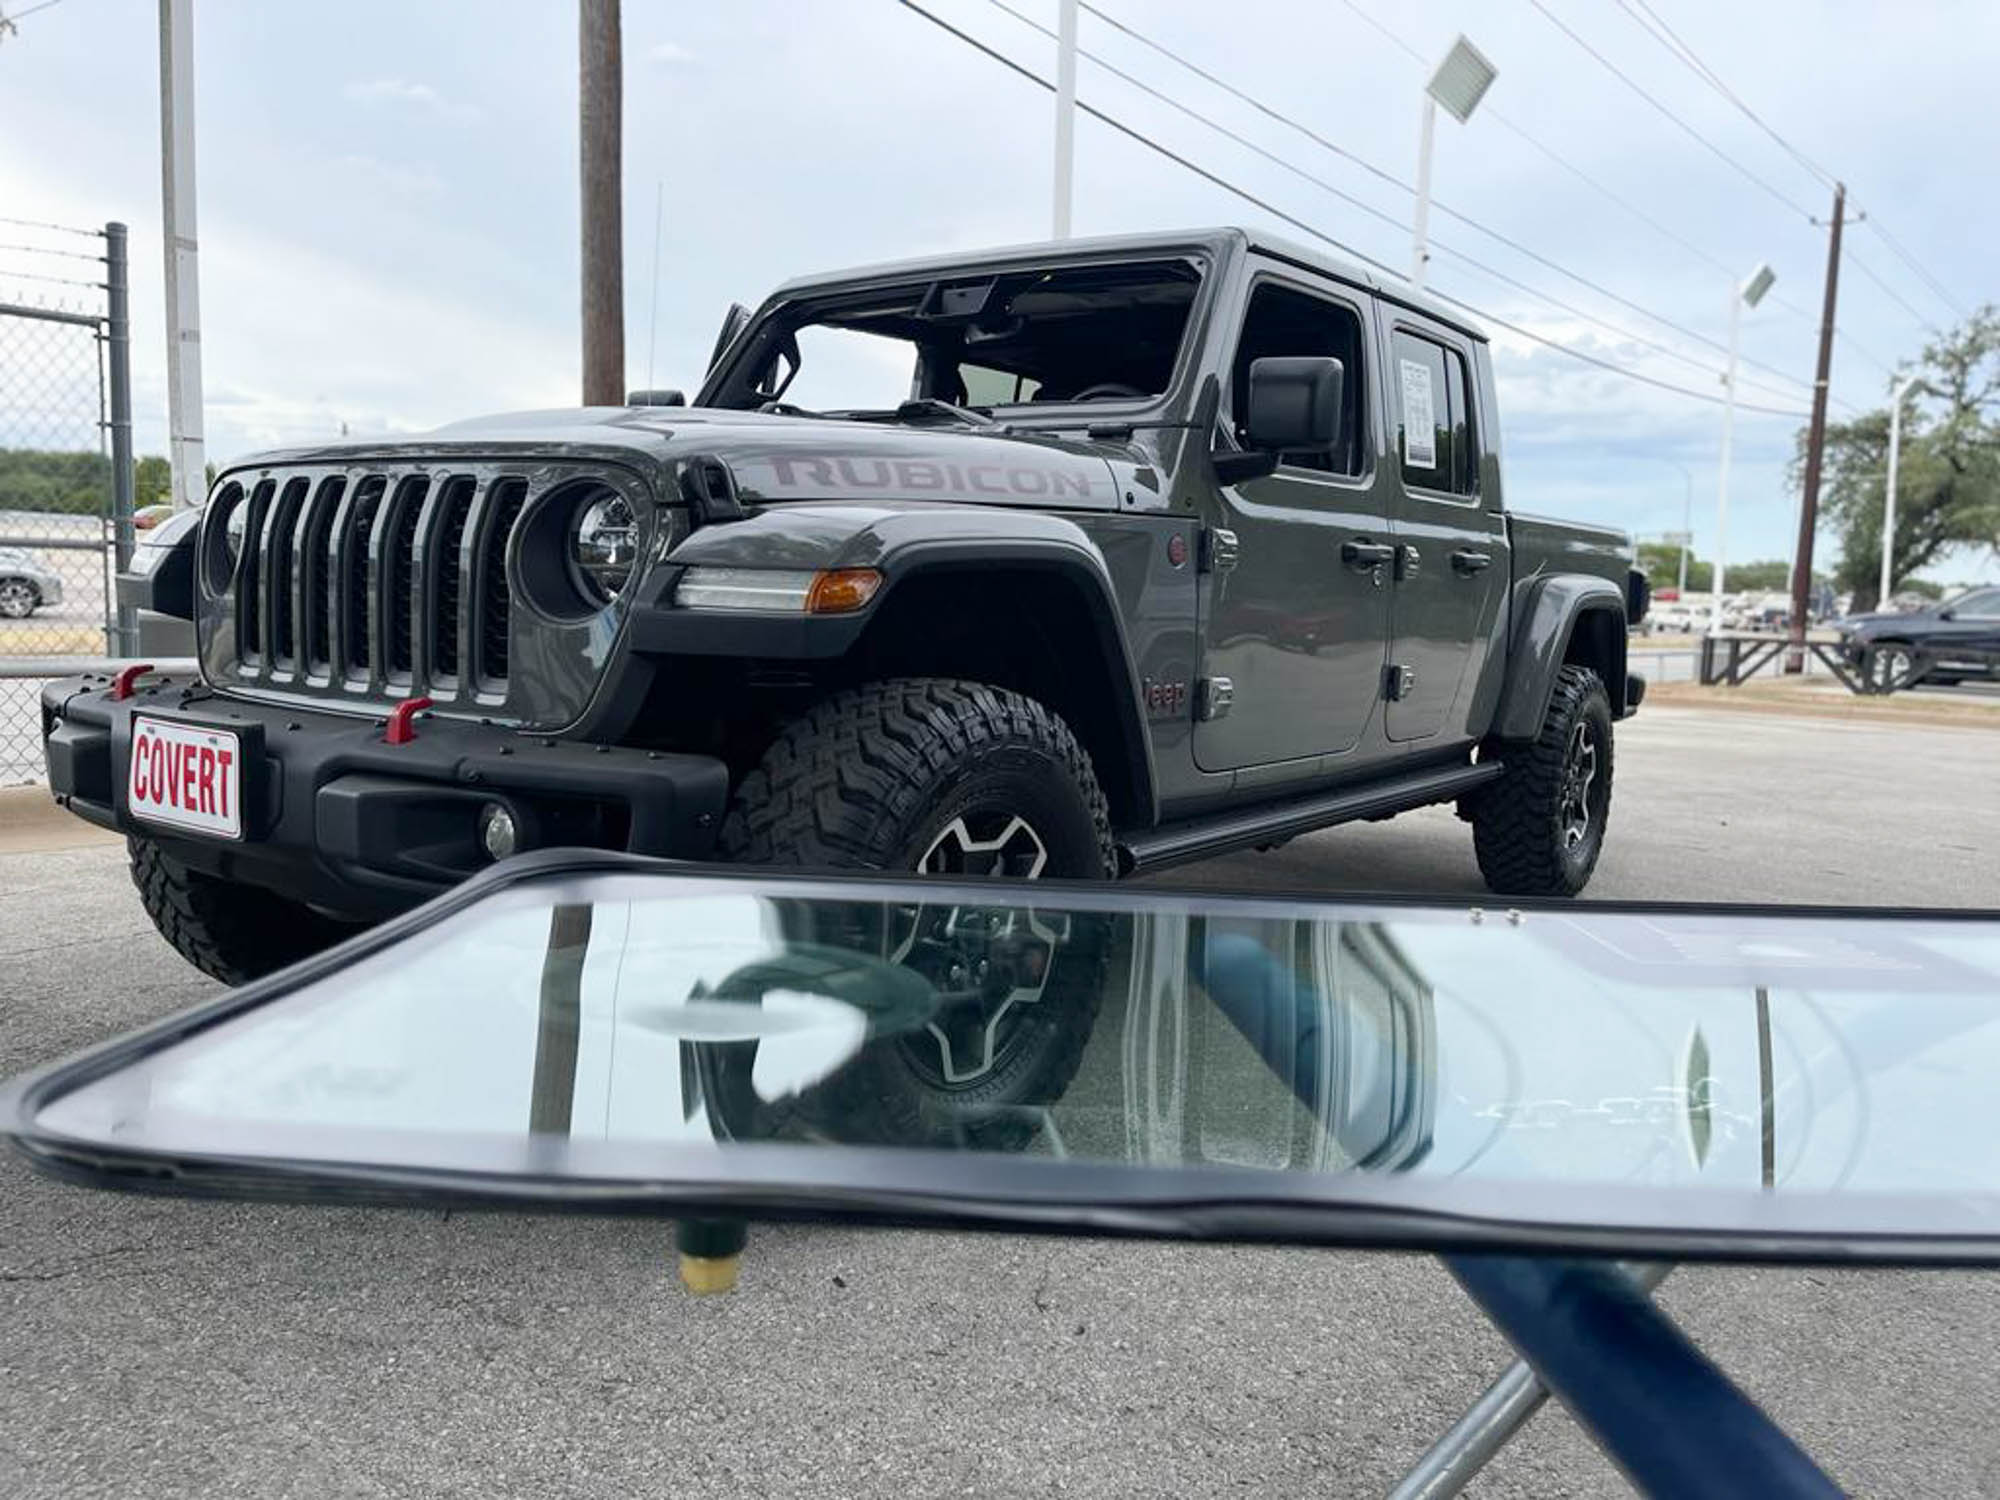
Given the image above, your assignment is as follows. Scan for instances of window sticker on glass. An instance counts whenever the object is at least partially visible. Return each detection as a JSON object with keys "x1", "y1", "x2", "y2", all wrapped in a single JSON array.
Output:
[{"x1": 1399, "y1": 358, "x2": 1437, "y2": 469}]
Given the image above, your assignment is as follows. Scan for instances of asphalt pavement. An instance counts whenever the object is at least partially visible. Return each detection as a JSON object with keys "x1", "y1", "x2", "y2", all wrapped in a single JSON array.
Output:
[{"x1": 3, "y1": 704, "x2": 1999, "y2": 1498}]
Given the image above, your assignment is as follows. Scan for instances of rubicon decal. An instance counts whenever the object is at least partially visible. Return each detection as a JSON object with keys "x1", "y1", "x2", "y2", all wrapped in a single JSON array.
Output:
[{"x1": 743, "y1": 454, "x2": 1113, "y2": 503}]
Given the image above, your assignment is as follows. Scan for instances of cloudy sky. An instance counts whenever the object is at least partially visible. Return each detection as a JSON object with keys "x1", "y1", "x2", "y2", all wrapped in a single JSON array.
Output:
[{"x1": 2, "y1": 0, "x2": 1992, "y2": 579}]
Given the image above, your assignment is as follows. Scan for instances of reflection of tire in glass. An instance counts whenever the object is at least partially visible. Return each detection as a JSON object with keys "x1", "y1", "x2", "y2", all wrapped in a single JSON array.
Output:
[
  {"x1": 716, "y1": 679, "x2": 1115, "y2": 1149},
  {"x1": 691, "y1": 905, "x2": 1112, "y2": 1149}
]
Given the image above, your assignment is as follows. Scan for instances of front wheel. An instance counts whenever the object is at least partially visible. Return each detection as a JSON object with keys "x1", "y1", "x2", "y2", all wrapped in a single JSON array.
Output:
[
  {"x1": 0, "y1": 579, "x2": 39, "y2": 619},
  {"x1": 129, "y1": 837, "x2": 362, "y2": 984},
  {"x1": 715, "y1": 678, "x2": 1115, "y2": 1147},
  {"x1": 1471, "y1": 665, "x2": 1614, "y2": 898}
]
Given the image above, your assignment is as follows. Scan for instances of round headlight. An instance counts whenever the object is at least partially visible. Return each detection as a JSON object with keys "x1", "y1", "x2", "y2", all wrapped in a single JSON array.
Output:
[{"x1": 570, "y1": 489, "x2": 638, "y2": 602}]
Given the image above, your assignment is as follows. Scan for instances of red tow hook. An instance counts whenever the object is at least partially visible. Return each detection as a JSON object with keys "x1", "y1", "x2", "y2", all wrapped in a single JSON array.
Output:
[
  {"x1": 384, "y1": 696, "x2": 435, "y2": 746},
  {"x1": 110, "y1": 662, "x2": 154, "y2": 701}
]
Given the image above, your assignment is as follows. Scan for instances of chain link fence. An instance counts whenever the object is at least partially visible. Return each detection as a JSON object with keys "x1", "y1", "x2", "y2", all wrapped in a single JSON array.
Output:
[{"x1": 1, "y1": 222, "x2": 134, "y2": 785}]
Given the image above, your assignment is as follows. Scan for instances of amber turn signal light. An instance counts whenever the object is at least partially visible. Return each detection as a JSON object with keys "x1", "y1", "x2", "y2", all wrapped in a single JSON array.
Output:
[{"x1": 804, "y1": 568, "x2": 883, "y2": 615}]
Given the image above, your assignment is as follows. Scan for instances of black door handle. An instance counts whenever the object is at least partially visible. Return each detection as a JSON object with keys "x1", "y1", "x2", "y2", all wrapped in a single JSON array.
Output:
[
  {"x1": 1342, "y1": 538, "x2": 1395, "y2": 570},
  {"x1": 1450, "y1": 549, "x2": 1494, "y2": 575}
]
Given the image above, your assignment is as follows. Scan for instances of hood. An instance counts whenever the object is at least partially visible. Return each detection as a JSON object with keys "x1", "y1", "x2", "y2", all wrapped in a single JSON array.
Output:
[
  {"x1": 1842, "y1": 608, "x2": 1936, "y2": 633},
  {"x1": 231, "y1": 407, "x2": 1149, "y2": 513}
]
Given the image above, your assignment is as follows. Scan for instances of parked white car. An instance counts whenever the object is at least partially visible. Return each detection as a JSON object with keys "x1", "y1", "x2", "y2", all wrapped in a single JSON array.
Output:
[{"x1": 0, "y1": 546, "x2": 63, "y2": 619}]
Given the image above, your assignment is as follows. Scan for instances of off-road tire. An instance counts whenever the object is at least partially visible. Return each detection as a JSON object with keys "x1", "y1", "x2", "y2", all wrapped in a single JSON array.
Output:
[
  {"x1": 715, "y1": 678, "x2": 1115, "y2": 1148},
  {"x1": 129, "y1": 836, "x2": 359, "y2": 985},
  {"x1": 1472, "y1": 665, "x2": 1614, "y2": 898}
]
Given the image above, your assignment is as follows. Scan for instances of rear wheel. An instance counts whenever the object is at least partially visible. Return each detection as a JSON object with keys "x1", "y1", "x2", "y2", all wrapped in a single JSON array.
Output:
[
  {"x1": 129, "y1": 836, "x2": 361, "y2": 984},
  {"x1": 1471, "y1": 665, "x2": 1614, "y2": 898},
  {"x1": 715, "y1": 678, "x2": 1114, "y2": 1147}
]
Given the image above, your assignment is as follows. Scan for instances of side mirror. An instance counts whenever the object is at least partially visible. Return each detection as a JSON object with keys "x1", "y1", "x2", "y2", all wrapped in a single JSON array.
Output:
[
  {"x1": 1214, "y1": 357, "x2": 1344, "y2": 484},
  {"x1": 1938, "y1": 608, "x2": 1956, "y2": 620},
  {"x1": 1247, "y1": 355, "x2": 1344, "y2": 455},
  {"x1": 626, "y1": 389, "x2": 686, "y2": 407},
  {"x1": 708, "y1": 303, "x2": 752, "y2": 373}
]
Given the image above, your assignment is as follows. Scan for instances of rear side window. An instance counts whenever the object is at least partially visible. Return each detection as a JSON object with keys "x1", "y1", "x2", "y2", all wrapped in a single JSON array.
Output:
[{"x1": 1392, "y1": 331, "x2": 1477, "y2": 496}]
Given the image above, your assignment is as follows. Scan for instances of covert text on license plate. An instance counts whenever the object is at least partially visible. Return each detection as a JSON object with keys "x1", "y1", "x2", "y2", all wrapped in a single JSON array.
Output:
[{"x1": 128, "y1": 716, "x2": 243, "y2": 839}]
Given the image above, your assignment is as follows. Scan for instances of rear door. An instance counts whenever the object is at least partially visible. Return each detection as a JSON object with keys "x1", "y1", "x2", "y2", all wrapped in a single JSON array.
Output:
[
  {"x1": 1381, "y1": 321, "x2": 1507, "y2": 743},
  {"x1": 1194, "y1": 271, "x2": 1393, "y2": 773}
]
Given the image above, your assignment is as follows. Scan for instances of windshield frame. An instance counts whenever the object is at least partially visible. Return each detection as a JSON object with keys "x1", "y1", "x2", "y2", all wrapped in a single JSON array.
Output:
[
  {"x1": 695, "y1": 245, "x2": 1220, "y2": 425},
  {"x1": 9, "y1": 848, "x2": 2000, "y2": 1268}
]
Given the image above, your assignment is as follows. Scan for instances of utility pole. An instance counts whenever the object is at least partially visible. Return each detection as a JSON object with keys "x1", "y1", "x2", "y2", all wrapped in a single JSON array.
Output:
[
  {"x1": 579, "y1": 0, "x2": 624, "y2": 406},
  {"x1": 1052, "y1": 0, "x2": 1076, "y2": 238},
  {"x1": 1788, "y1": 181, "x2": 1847, "y2": 666},
  {"x1": 159, "y1": 0, "x2": 205, "y2": 512}
]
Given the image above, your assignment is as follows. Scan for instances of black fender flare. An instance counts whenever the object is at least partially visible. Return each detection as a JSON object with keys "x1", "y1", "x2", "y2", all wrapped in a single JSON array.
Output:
[
  {"x1": 626, "y1": 518, "x2": 1159, "y2": 829},
  {"x1": 1493, "y1": 574, "x2": 1630, "y2": 741},
  {"x1": 863, "y1": 536, "x2": 1159, "y2": 830}
]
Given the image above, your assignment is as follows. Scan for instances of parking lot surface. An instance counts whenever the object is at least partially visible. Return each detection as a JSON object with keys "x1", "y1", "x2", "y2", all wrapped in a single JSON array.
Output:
[{"x1": 3, "y1": 704, "x2": 1998, "y2": 1498}]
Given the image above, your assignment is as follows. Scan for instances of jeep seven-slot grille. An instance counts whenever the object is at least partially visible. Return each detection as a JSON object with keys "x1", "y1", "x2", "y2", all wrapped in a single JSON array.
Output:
[{"x1": 216, "y1": 466, "x2": 541, "y2": 706}]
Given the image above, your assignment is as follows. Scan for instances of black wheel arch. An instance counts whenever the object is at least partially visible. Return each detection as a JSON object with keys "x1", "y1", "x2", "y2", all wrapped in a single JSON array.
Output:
[
  {"x1": 844, "y1": 543, "x2": 1158, "y2": 832},
  {"x1": 1492, "y1": 575, "x2": 1630, "y2": 742}
]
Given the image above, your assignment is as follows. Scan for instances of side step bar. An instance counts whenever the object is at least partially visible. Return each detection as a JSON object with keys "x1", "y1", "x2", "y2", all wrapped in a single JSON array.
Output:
[{"x1": 1118, "y1": 760, "x2": 1504, "y2": 876}]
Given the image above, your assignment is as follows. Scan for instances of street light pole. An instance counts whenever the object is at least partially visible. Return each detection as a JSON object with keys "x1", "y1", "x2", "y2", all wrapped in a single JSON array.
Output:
[
  {"x1": 1052, "y1": 0, "x2": 1077, "y2": 239},
  {"x1": 1880, "y1": 374, "x2": 1920, "y2": 609},
  {"x1": 1411, "y1": 95, "x2": 1437, "y2": 289},
  {"x1": 1668, "y1": 460, "x2": 1693, "y2": 596},
  {"x1": 1710, "y1": 263, "x2": 1775, "y2": 635},
  {"x1": 1411, "y1": 36, "x2": 1496, "y2": 292}
]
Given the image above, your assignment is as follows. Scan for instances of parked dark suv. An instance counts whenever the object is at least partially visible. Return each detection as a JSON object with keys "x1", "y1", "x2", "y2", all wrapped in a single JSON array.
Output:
[{"x1": 1839, "y1": 587, "x2": 2000, "y2": 687}]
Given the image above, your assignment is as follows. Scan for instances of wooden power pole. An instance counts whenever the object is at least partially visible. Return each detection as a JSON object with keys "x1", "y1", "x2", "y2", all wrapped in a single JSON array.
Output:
[
  {"x1": 579, "y1": 0, "x2": 624, "y2": 406},
  {"x1": 1788, "y1": 180, "x2": 1846, "y2": 667}
]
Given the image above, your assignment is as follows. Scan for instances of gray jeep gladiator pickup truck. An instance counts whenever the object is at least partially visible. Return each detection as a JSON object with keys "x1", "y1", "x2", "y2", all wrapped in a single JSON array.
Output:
[{"x1": 43, "y1": 227, "x2": 1644, "y2": 1129}]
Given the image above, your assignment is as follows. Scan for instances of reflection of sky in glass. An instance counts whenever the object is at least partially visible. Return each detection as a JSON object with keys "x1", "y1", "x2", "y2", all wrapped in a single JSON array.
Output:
[{"x1": 37, "y1": 881, "x2": 2000, "y2": 1214}]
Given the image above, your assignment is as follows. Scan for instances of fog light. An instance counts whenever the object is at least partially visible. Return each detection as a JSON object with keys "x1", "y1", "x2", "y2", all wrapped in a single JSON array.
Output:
[{"x1": 479, "y1": 803, "x2": 519, "y2": 861}]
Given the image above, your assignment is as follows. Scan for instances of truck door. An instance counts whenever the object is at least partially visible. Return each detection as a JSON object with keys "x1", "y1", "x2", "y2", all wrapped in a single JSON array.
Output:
[
  {"x1": 1381, "y1": 323, "x2": 1507, "y2": 743},
  {"x1": 1194, "y1": 275, "x2": 1393, "y2": 773}
]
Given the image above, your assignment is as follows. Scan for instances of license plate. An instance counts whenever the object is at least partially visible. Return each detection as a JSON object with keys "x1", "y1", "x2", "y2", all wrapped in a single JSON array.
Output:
[{"x1": 128, "y1": 716, "x2": 243, "y2": 839}]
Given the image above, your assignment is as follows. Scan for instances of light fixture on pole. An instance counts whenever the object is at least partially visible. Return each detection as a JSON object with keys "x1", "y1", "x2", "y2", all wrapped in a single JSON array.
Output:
[
  {"x1": 1709, "y1": 262, "x2": 1776, "y2": 635},
  {"x1": 1880, "y1": 374, "x2": 1924, "y2": 609},
  {"x1": 1411, "y1": 35, "x2": 1497, "y2": 290}
]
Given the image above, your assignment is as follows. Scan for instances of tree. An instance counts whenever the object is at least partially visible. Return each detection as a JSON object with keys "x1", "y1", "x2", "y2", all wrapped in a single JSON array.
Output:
[
  {"x1": 1725, "y1": 559, "x2": 1797, "y2": 591},
  {"x1": 1636, "y1": 540, "x2": 1711, "y2": 592},
  {"x1": 1805, "y1": 308, "x2": 2000, "y2": 612},
  {"x1": 134, "y1": 455, "x2": 172, "y2": 508}
]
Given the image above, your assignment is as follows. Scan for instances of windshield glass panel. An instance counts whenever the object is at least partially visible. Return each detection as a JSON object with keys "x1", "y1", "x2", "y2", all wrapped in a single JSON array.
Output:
[
  {"x1": 723, "y1": 257, "x2": 1203, "y2": 414},
  {"x1": 32, "y1": 871, "x2": 2000, "y2": 1244}
]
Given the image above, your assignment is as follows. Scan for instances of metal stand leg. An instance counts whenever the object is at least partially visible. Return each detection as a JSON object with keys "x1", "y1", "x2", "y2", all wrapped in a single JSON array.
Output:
[{"x1": 1387, "y1": 1263, "x2": 1671, "y2": 1500}]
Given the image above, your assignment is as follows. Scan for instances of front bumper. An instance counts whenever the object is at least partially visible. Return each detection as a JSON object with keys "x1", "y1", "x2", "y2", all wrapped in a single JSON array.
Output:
[
  {"x1": 36, "y1": 575, "x2": 62, "y2": 606},
  {"x1": 40, "y1": 675, "x2": 731, "y2": 919}
]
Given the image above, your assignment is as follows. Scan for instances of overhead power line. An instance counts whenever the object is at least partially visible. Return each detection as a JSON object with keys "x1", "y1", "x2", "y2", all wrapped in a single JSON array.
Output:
[
  {"x1": 895, "y1": 0, "x2": 1809, "y2": 419},
  {"x1": 1843, "y1": 244, "x2": 1943, "y2": 337},
  {"x1": 1054, "y1": 0, "x2": 1817, "y2": 402},
  {"x1": 1610, "y1": 0, "x2": 1837, "y2": 188},
  {"x1": 1608, "y1": 0, "x2": 1969, "y2": 328},
  {"x1": 1863, "y1": 218, "x2": 1969, "y2": 322},
  {"x1": 1331, "y1": 0, "x2": 1898, "y2": 381},
  {"x1": 1522, "y1": 0, "x2": 1818, "y2": 222}
]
